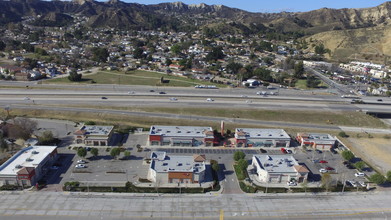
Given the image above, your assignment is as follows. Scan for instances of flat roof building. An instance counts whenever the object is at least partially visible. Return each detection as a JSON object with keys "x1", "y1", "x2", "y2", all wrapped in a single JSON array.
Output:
[
  {"x1": 148, "y1": 151, "x2": 206, "y2": 184},
  {"x1": 74, "y1": 125, "x2": 114, "y2": 146},
  {"x1": 296, "y1": 133, "x2": 336, "y2": 151},
  {"x1": 149, "y1": 126, "x2": 214, "y2": 147},
  {"x1": 251, "y1": 154, "x2": 309, "y2": 184},
  {"x1": 0, "y1": 146, "x2": 58, "y2": 187},
  {"x1": 235, "y1": 128, "x2": 291, "y2": 148}
]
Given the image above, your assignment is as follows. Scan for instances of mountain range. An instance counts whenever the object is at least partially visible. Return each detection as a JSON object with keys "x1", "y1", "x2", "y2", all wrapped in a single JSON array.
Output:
[{"x1": 1, "y1": 0, "x2": 391, "y2": 61}]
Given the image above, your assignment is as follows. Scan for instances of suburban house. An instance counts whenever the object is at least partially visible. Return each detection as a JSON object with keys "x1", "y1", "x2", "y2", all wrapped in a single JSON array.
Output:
[
  {"x1": 148, "y1": 126, "x2": 215, "y2": 147},
  {"x1": 147, "y1": 151, "x2": 206, "y2": 184},
  {"x1": 234, "y1": 128, "x2": 291, "y2": 148},
  {"x1": 0, "y1": 146, "x2": 58, "y2": 187},
  {"x1": 296, "y1": 133, "x2": 336, "y2": 151},
  {"x1": 250, "y1": 154, "x2": 309, "y2": 184},
  {"x1": 74, "y1": 125, "x2": 114, "y2": 146}
]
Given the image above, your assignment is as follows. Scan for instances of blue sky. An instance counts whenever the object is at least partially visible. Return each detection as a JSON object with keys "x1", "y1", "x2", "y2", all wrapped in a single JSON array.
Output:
[{"x1": 126, "y1": 0, "x2": 388, "y2": 12}]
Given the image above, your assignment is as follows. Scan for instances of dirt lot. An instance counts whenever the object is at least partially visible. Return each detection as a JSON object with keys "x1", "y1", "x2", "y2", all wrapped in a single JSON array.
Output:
[{"x1": 347, "y1": 137, "x2": 391, "y2": 174}]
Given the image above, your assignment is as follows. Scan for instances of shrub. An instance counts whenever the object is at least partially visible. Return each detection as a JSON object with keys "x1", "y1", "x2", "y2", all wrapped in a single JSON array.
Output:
[
  {"x1": 338, "y1": 131, "x2": 349, "y2": 138},
  {"x1": 233, "y1": 151, "x2": 245, "y2": 161},
  {"x1": 341, "y1": 150, "x2": 355, "y2": 161},
  {"x1": 369, "y1": 173, "x2": 387, "y2": 185}
]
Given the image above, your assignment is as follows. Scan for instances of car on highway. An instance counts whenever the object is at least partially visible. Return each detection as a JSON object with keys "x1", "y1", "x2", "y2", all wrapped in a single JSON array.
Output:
[
  {"x1": 206, "y1": 98, "x2": 214, "y2": 102},
  {"x1": 101, "y1": 97, "x2": 107, "y2": 99},
  {"x1": 355, "y1": 172, "x2": 365, "y2": 177},
  {"x1": 128, "y1": 91, "x2": 135, "y2": 94},
  {"x1": 319, "y1": 160, "x2": 328, "y2": 163},
  {"x1": 159, "y1": 92, "x2": 166, "y2": 94},
  {"x1": 319, "y1": 168, "x2": 328, "y2": 173},
  {"x1": 241, "y1": 95, "x2": 248, "y2": 98},
  {"x1": 149, "y1": 90, "x2": 155, "y2": 92},
  {"x1": 24, "y1": 97, "x2": 30, "y2": 100},
  {"x1": 245, "y1": 100, "x2": 252, "y2": 103},
  {"x1": 77, "y1": 160, "x2": 87, "y2": 164},
  {"x1": 75, "y1": 164, "x2": 87, "y2": 169},
  {"x1": 287, "y1": 181, "x2": 297, "y2": 186},
  {"x1": 377, "y1": 99, "x2": 383, "y2": 102},
  {"x1": 169, "y1": 97, "x2": 178, "y2": 101}
]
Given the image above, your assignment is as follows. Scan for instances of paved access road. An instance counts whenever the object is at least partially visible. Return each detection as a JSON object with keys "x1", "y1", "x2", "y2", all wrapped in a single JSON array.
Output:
[{"x1": 0, "y1": 191, "x2": 390, "y2": 220}]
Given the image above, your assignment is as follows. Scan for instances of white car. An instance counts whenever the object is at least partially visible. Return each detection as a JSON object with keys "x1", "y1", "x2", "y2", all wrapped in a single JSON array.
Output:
[
  {"x1": 359, "y1": 181, "x2": 366, "y2": 187},
  {"x1": 169, "y1": 97, "x2": 178, "y2": 101},
  {"x1": 75, "y1": 164, "x2": 87, "y2": 169},
  {"x1": 319, "y1": 168, "x2": 328, "y2": 173},
  {"x1": 355, "y1": 172, "x2": 365, "y2": 177},
  {"x1": 24, "y1": 97, "x2": 30, "y2": 100},
  {"x1": 348, "y1": 180, "x2": 358, "y2": 187},
  {"x1": 287, "y1": 181, "x2": 297, "y2": 186},
  {"x1": 77, "y1": 160, "x2": 86, "y2": 164},
  {"x1": 206, "y1": 98, "x2": 214, "y2": 102},
  {"x1": 128, "y1": 91, "x2": 135, "y2": 94},
  {"x1": 285, "y1": 149, "x2": 292, "y2": 154}
]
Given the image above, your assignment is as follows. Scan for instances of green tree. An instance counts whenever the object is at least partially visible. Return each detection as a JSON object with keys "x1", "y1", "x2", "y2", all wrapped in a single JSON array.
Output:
[
  {"x1": 170, "y1": 44, "x2": 181, "y2": 55},
  {"x1": 254, "y1": 68, "x2": 273, "y2": 82},
  {"x1": 306, "y1": 75, "x2": 321, "y2": 88},
  {"x1": 133, "y1": 47, "x2": 145, "y2": 59},
  {"x1": 34, "y1": 48, "x2": 48, "y2": 56},
  {"x1": 212, "y1": 162, "x2": 219, "y2": 172},
  {"x1": 0, "y1": 136, "x2": 8, "y2": 152},
  {"x1": 338, "y1": 131, "x2": 349, "y2": 138},
  {"x1": 226, "y1": 62, "x2": 243, "y2": 74},
  {"x1": 90, "y1": 148, "x2": 99, "y2": 158},
  {"x1": 0, "y1": 41, "x2": 6, "y2": 51},
  {"x1": 124, "y1": 151, "x2": 131, "y2": 159},
  {"x1": 369, "y1": 173, "x2": 387, "y2": 185},
  {"x1": 110, "y1": 147, "x2": 121, "y2": 159},
  {"x1": 237, "y1": 159, "x2": 248, "y2": 171},
  {"x1": 233, "y1": 151, "x2": 246, "y2": 161},
  {"x1": 38, "y1": 130, "x2": 55, "y2": 145},
  {"x1": 205, "y1": 46, "x2": 225, "y2": 62},
  {"x1": 386, "y1": 171, "x2": 391, "y2": 182},
  {"x1": 68, "y1": 69, "x2": 82, "y2": 82},
  {"x1": 353, "y1": 161, "x2": 366, "y2": 171},
  {"x1": 91, "y1": 47, "x2": 109, "y2": 62},
  {"x1": 77, "y1": 147, "x2": 87, "y2": 158},
  {"x1": 294, "y1": 61, "x2": 304, "y2": 79},
  {"x1": 341, "y1": 150, "x2": 355, "y2": 161},
  {"x1": 165, "y1": 58, "x2": 172, "y2": 66}
]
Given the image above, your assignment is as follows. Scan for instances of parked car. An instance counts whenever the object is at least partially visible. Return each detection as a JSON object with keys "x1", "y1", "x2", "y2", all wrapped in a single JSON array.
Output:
[
  {"x1": 77, "y1": 160, "x2": 86, "y2": 164},
  {"x1": 359, "y1": 181, "x2": 366, "y2": 187},
  {"x1": 287, "y1": 181, "x2": 297, "y2": 186},
  {"x1": 319, "y1": 160, "x2": 328, "y2": 163},
  {"x1": 312, "y1": 159, "x2": 320, "y2": 163},
  {"x1": 280, "y1": 148, "x2": 287, "y2": 154},
  {"x1": 75, "y1": 164, "x2": 87, "y2": 169},
  {"x1": 355, "y1": 172, "x2": 365, "y2": 177},
  {"x1": 325, "y1": 166, "x2": 334, "y2": 171},
  {"x1": 285, "y1": 149, "x2": 292, "y2": 154},
  {"x1": 348, "y1": 180, "x2": 358, "y2": 187},
  {"x1": 319, "y1": 168, "x2": 328, "y2": 173},
  {"x1": 50, "y1": 166, "x2": 59, "y2": 170}
]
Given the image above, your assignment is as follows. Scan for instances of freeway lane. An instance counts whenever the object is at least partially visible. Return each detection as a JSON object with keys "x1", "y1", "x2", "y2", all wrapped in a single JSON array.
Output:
[{"x1": 0, "y1": 191, "x2": 391, "y2": 219}]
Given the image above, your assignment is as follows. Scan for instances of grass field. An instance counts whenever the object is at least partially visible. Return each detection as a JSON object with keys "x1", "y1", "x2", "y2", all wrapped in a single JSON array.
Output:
[
  {"x1": 295, "y1": 79, "x2": 328, "y2": 90},
  {"x1": 45, "y1": 70, "x2": 224, "y2": 87}
]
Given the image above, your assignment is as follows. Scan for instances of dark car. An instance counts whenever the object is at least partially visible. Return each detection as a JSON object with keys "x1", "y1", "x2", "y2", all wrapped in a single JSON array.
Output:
[
  {"x1": 159, "y1": 92, "x2": 166, "y2": 94},
  {"x1": 101, "y1": 97, "x2": 107, "y2": 99},
  {"x1": 325, "y1": 166, "x2": 334, "y2": 171},
  {"x1": 377, "y1": 99, "x2": 383, "y2": 102},
  {"x1": 149, "y1": 90, "x2": 155, "y2": 92}
]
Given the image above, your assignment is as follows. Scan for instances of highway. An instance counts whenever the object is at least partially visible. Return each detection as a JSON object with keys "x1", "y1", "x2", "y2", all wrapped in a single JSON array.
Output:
[{"x1": 1, "y1": 191, "x2": 391, "y2": 219}]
